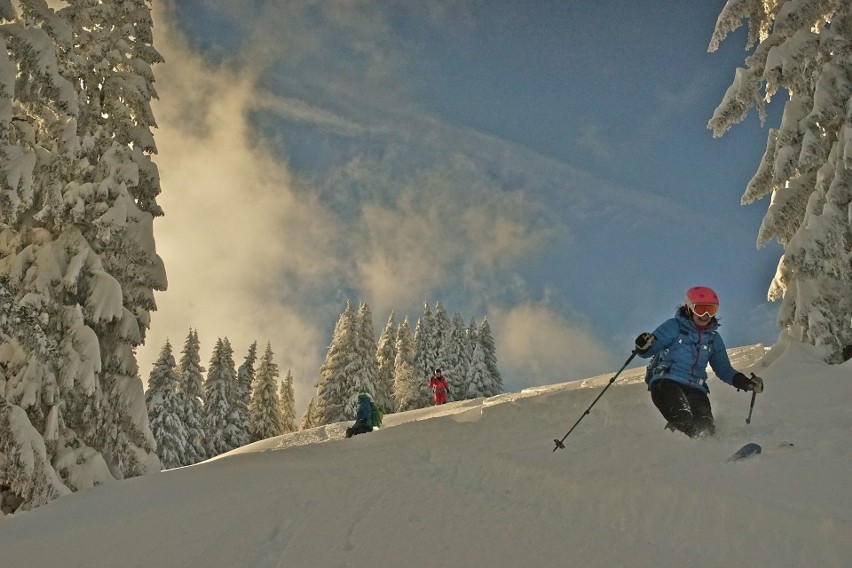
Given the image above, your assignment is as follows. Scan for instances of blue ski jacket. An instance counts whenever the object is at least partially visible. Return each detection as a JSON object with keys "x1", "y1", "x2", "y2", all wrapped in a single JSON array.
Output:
[
  {"x1": 637, "y1": 310, "x2": 738, "y2": 394},
  {"x1": 355, "y1": 394, "x2": 373, "y2": 423}
]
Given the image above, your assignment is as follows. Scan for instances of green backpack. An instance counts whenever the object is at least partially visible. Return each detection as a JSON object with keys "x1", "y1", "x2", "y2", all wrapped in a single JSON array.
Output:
[{"x1": 369, "y1": 401, "x2": 383, "y2": 428}]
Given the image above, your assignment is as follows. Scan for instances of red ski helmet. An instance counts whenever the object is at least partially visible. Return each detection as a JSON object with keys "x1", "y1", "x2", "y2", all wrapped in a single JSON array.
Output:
[{"x1": 685, "y1": 286, "x2": 719, "y2": 317}]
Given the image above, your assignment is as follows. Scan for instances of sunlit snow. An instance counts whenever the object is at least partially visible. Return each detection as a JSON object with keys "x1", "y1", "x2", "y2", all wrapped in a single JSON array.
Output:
[{"x1": 1, "y1": 335, "x2": 850, "y2": 568}]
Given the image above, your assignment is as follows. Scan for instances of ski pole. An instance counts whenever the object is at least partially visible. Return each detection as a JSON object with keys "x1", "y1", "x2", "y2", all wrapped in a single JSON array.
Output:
[
  {"x1": 745, "y1": 385, "x2": 757, "y2": 424},
  {"x1": 553, "y1": 350, "x2": 638, "y2": 452}
]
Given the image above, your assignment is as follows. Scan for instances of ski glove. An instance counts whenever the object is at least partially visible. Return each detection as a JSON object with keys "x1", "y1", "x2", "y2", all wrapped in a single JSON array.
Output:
[
  {"x1": 634, "y1": 332, "x2": 654, "y2": 352},
  {"x1": 733, "y1": 373, "x2": 764, "y2": 393}
]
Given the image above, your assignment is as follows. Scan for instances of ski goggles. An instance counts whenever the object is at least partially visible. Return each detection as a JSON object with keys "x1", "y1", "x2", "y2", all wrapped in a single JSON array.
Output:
[{"x1": 689, "y1": 302, "x2": 718, "y2": 317}]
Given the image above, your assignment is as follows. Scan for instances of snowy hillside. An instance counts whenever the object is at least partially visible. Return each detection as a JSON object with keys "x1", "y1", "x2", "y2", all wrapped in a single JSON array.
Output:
[{"x1": 0, "y1": 337, "x2": 850, "y2": 568}]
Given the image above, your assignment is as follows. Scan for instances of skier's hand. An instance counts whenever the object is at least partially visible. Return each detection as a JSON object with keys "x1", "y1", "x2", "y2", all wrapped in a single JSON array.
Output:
[
  {"x1": 733, "y1": 373, "x2": 764, "y2": 393},
  {"x1": 634, "y1": 332, "x2": 654, "y2": 351}
]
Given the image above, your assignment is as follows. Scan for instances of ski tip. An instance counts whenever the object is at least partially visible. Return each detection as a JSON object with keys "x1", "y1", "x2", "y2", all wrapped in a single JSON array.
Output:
[{"x1": 728, "y1": 442, "x2": 762, "y2": 461}]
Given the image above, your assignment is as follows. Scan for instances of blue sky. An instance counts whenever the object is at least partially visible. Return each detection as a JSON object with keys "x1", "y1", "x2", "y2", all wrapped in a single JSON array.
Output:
[{"x1": 140, "y1": 1, "x2": 786, "y2": 408}]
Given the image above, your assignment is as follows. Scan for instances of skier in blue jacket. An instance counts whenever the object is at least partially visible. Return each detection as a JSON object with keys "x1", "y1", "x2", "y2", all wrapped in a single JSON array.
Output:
[
  {"x1": 634, "y1": 286, "x2": 764, "y2": 438},
  {"x1": 345, "y1": 390, "x2": 374, "y2": 438}
]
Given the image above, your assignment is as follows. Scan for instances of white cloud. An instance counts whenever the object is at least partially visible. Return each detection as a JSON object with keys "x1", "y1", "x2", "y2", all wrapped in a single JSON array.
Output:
[
  {"x1": 347, "y1": 155, "x2": 557, "y2": 322},
  {"x1": 140, "y1": 4, "x2": 347, "y2": 412},
  {"x1": 489, "y1": 302, "x2": 614, "y2": 391}
]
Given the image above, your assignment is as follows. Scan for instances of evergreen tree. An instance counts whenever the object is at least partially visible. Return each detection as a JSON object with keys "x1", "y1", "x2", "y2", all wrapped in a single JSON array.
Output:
[
  {"x1": 300, "y1": 396, "x2": 317, "y2": 430},
  {"x1": 279, "y1": 369, "x2": 297, "y2": 433},
  {"x1": 177, "y1": 329, "x2": 206, "y2": 465},
  {"x1": 218, "y1": 338, "x2": 243, "y2": 450},
  {"x1": 432, "y1": 302, "x2": 451, "y2": 373},
  {"x1": 393, "y1": 316, "x2": 429, "y2": 411},
  {"x1": 374, "y1": 311, "x2": 397, "y2": 413},
  {"x1": 458, "y1": 319, "x2": 479, "y2": 400},
  {"x1": 413, "y1": 303, "x2": 437, "y2": 387},
  {"x1": 229, "y1": 342, "x2": 256, "y2": 449},
  {"x1": 444, "y1": 313, "x2": 470, "y2": 401},
  {"x1": 59, "y1": 0, "x2": 165, "y2": 480},
  {"x1": 465, "y1": 342, "x2": 492, "y2": 399},
  {"x1": 145, "y1": 341, "x2": 186, "y2": 470},
  {"x1": 249, "y1": 342, "x2": 283, "y2": 441},
  {"x1": 708, "y1": 0, "x2": 852, "y2": 362},
  {"x1": 352, "y1": 302, "x2": 380, "y2": 407},
  {"x1": 478, "y1": 318, "x2": 503, "y2": 396},
  {"x1": 1, "y1": 4, "x2": 100, "y2": 509},
  {"x1": 203, "y1": 338, "x2": 235, "y2": 457},
  {"x1": 313, "y1": 302, "x2": 358, "y2": 425},
  {"x1": 0, "y1": 0, "x2": 163, "y2": 510}
]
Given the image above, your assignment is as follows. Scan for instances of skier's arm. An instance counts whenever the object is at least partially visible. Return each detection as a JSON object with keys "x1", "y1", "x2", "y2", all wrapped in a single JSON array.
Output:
[
  {"x1": 636, "y1": 319, "x2": 679, "y2": 359},
  {"x1": 708, "y1": 334, "x2": 737, "y2": 384},
  {"x1": 708, "y1": 335, "x2": 764, "y2": 391}
]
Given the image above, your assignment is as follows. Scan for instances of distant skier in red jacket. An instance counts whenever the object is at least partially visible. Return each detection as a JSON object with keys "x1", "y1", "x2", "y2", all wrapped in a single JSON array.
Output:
[{"x1": 428, "y1": 368, "x2": 449, "y2": 405}]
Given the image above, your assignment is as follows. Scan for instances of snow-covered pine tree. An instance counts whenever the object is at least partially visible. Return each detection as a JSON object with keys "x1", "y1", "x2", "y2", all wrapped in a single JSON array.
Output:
[
  {"x1": 465, "y1": 342, "x2": 491, "y2": 399},
  {"x1": 432, "y1": 302, "x2": 451, "y2": 376},
  {"x1": 413, "y1": 303, "x2": 437, "y2": 388},
  {"x1": 393, "y1": 316, "x2": 428, "y2": 411},
  {"x1": 249, "y1": 342, "x2": 283, "y2": 441},
  {"x1": 708, "y1": 0, "x2": 852, "y2": 362},
  {"x1": 312, "y1": 302, "x2": 358, "y2": 425},
  {"x1": 458, "y1": 318, "x2": 479, "y2": 400},
  {"x1": 443, "y1": 312, "x2": 470, "y2": 401},
  {"x1": 203, "y1": 338, "x2": 235, "y2": 457},
  {"x1": 177, "y1": 329, "x2": 206, "y2": 465},
  {"x1": 218, "y1": 338, "x2": 244, "y2": 450},
  {"x1": 374, "y1": 311, "x2": 397, "y2": 413},
  {"x1": 349, "y1": 302, "x2": 380, "y2": 414},
  {"x1": 57, "y1": 0, "x2": 166, "y2": 479},
  {"x1": 299, "y1": 397, "x2": 317, "y2": 430},
  {"x1": 228, "y1": 342, "x2": 256, "y2": 450},
  {"x1": 478, "y1": 318, "x2": 503, "y2": 396},
  {"x1": 145, "y1": 341, "x2": 186, "y2": 470},
  {"x1": 278, "y1": 369, "x2": 297, "y2": 433},
  {"x1": 0, "y1": 1, "x2": 160, "y2": 510},
  {"x1": 0, "y1": 3, "x2": 95, "y2": 511}
]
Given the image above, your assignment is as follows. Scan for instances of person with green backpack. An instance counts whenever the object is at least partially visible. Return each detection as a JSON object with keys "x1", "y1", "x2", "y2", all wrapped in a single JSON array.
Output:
[{"x1": 345, "y1": 390, "x2": 382, "y2": 438}]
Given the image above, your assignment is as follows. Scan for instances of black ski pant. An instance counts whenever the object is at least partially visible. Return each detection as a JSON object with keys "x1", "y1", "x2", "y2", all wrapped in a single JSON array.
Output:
[
  {"x1": 345, "y1": 420, "x2": 372, "y2": 439},
  {"x1": 651, "y1": 379, "x2": 715, "y2": 438}
]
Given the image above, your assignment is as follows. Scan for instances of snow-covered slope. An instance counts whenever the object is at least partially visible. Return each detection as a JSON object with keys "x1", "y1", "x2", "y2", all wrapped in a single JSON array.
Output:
[{"x1": 1, "y1": 339, "x2": 850, "y2": 568}]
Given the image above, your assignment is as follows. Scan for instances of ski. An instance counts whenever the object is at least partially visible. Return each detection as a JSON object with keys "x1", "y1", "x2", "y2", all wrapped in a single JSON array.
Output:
[{"x1": 727, "y1": 442, "x2": 762, "y2": 461}]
